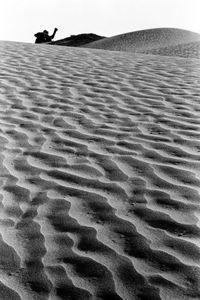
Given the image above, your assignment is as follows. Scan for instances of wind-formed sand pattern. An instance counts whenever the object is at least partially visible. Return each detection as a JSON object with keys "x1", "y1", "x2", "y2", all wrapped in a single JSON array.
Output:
[{"x1": 0, "y1": 33, "x2": 200, "y2": 300}]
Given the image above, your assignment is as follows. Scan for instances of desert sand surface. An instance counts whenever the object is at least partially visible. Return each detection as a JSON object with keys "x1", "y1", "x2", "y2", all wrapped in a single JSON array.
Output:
[
  {"x1": 144, "y1": 40, "x2": 200, "y2": 59},
  {"x1": 0, "y1": 38, "x2": 200, "y2": 300},
  {"x1": 83, "y1": 28, "x2": 200, "y2": 59}
]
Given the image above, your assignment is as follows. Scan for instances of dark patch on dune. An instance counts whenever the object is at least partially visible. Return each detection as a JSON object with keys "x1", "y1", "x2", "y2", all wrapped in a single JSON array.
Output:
[
  {"x1": 51, "y1": 33, "x2": 105, "y2": 47},
  {"x1": 50, "y1": 28, "x2": 200, "y2": 58}
]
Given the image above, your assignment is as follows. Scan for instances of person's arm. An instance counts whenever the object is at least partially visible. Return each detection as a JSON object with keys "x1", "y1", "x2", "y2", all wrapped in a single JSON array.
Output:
[{"x1": 49, "y1": 28, "x2": 58, "y2": 40}]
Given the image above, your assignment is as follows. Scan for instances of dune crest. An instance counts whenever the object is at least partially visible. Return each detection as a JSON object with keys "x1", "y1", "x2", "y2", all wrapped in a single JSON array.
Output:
[
  {"x1": 0, "y1": 41, "x2": 200, "y2": 299},
  {"x1": 81, "y1": 28, "x2": 200, "y2": 58}
]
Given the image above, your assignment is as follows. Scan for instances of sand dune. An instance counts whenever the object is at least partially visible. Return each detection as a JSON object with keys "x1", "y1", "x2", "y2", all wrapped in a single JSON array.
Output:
[
  {"x1": 143, "y1": 40, "x2": 200, "y2": 59},
  {"x1": 83, "y1": 28, "x2": 200, "y2": 58},
  {"x1": 0, "y1": 40, "x2": 200, "y2": 299}
]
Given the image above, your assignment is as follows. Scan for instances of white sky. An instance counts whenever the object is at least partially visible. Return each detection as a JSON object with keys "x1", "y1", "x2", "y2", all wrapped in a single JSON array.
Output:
[{"x1": 1, "y1": 0, "x2": 200, "y2": 43}]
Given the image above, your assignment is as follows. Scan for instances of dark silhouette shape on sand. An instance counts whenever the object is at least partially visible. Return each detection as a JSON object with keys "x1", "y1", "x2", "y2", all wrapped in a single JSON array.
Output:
[
  {"x1": 50, "y1": 33, "x2": 105, "y2": 47},
  {"x1": 34, "y1": 28, "x2": 58, "y2": 44}
]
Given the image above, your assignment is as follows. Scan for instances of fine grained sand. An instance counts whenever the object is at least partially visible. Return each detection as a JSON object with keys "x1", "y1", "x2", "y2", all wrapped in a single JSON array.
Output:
[
  {"x1": 84, "y1": 28, "x2": 200, "y2": 59},
  {"x1": 0, "y1": 40, "x2": 200, "y2": 300}
]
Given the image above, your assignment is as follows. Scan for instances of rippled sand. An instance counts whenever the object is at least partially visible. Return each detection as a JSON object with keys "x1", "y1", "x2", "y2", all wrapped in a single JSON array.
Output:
[{"x1": 0, "y1": 41, "x2": 200, "y2": 300}]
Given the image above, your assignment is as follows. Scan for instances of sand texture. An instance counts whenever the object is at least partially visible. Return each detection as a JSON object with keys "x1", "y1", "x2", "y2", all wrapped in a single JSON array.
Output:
[
  {"x1": 144, "y1": 40, "x2": 200, "y2": 59},
  {"x1": 0, "y1": 40, "x2": 200, "y2": 300},
  {"x1": 84, "y1": 28, "x2": 200, "y2": 59}
]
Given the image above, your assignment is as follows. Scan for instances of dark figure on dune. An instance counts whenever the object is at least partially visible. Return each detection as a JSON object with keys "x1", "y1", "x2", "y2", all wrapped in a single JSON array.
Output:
[{"x1": 34, "y1": 28, "x2": 58, "y2": 43}]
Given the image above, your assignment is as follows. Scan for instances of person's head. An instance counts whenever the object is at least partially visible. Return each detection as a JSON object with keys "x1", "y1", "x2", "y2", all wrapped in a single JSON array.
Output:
[{"x1": 43, "y1": 30, "x2": 49, "y2": 36}]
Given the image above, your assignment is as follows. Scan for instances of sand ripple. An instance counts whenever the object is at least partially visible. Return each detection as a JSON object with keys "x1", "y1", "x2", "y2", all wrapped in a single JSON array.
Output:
[{"x1": 0, "y1": 41, "x2": 200, "y2": 299}]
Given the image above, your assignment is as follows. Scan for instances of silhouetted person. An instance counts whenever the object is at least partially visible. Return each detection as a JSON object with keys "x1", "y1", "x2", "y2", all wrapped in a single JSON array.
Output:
[{"x1": 34, "y1": 28, "x2": 58, "y2": 43}]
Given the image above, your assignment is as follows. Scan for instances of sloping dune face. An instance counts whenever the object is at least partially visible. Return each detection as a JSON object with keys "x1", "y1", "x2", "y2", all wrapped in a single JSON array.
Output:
[
  {"x1": 145, "y1": 40, "x2": 200, "y2": 59},
  {"x1": 84, "y1": 28, "x2": 200, "y2": 58},
  {"x1": 0, "y1": 41, "x2": 200, "y2": 300}
]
